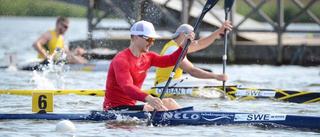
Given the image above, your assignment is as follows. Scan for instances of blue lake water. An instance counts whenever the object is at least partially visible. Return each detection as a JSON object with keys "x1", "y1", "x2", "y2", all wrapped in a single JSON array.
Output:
[{"x1": 0, "y1": 17, "x2": 320, "y2": 137}]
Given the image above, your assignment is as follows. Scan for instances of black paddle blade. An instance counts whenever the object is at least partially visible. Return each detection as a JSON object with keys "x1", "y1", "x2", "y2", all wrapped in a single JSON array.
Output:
[
  {"x1": 194, "y1": 0, "x2": 219, "y2": 32},
  {"x1": 202, "y1": 0, "x2": 220, "y2": 13},
  {"x1": 224, "y1": 0, "x2": 235, "y2": 13}
]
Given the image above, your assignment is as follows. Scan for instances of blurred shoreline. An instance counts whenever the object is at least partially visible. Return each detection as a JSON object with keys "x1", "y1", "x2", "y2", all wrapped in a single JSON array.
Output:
[{"x1": 1, "y1": 16, "x2": 319, "y2": 66}]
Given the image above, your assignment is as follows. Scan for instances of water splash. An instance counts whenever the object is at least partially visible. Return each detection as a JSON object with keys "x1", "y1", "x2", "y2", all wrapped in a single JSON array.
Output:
[
  {"x1": 195, "y1": 87, "x2": 224, "y2": 98},
  {"x1": 29, "y1": 50, "x2": 68, "y2": 89},
  {"x1": 30, "y1": 70, "x2": 56, "y2": 89},
  {"x1": 5, "y1": 65, "x2": 18, "y2": 71}
]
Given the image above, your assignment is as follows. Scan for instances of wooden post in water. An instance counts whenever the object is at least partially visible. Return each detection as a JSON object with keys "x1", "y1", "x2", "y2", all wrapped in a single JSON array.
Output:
[
  {"x1": 181, "y1": 0, "x2": 189, "y2": 24},
  {"x1": 87, "y1": 0, "x2": 94, "y2": 49},
  {"x1": 134, "y1": 0, "x2": 142, "y2": 22},
  {"x1": 276, "y1": 0, "x2": 284, "y2": 64},
  {"x1": 228, "y1": 0, "x2": 236, "y2": 63}
]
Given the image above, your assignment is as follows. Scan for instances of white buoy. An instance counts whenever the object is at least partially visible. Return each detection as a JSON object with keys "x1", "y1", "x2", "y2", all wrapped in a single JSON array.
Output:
[{"x1": 55, "y1": 120, "x2": 76, "y2": 132}]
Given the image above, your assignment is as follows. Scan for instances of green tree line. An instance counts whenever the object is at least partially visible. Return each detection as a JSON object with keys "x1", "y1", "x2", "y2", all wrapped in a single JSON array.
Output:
[
  {"x1": 0, "y1": 0, "x2": 87, "y2": 17},
  {"x1": 235, "y1": 0, "x2": 320, "y2": 23},
  {"x1": 1, "y1": 0, "x2": 319, "y2": 23}
]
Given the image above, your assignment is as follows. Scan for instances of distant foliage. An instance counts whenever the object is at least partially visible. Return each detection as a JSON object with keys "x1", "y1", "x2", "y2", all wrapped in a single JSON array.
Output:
[
  {"x1": 235, "y1": 0, "x2": 320, "y2": 23},
  {"x1": 0, "y1": 0, "x2": 319, "y2": 23},
  {"x1": 0, "y1": 0, "x2": 87, "y2": 17}
]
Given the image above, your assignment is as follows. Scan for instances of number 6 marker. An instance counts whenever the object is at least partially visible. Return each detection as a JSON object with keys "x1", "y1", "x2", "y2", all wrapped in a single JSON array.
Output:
[{"x1": 32, "y1": 92, "x2": 53, "y2": 113}]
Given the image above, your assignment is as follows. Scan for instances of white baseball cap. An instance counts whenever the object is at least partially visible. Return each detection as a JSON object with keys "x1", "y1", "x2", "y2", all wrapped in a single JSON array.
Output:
[
  {"x1": 171, "y1": 24, "x2": 194, "y2": 39},
  {"x1": 130, "y1": 20, "x2": 162, "y2": 39}
]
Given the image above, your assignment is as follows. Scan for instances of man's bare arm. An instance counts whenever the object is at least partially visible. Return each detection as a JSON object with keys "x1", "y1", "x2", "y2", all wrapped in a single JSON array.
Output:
[
  {"x1": 33, "y1": 31, "x2": 52, "y2": 59},
  {"x1": 188, "y1": 21, "x2": 233, "y2": 53},
  {"x1": 179, "y1": 58, "x2": 228, "y2": 81}
]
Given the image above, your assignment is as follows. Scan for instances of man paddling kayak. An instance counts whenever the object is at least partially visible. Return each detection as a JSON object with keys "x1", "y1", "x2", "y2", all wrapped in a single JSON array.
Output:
[
  {"x1": 103, "y1": 20, "x2": 195, "y2": 111},
  {"x1": 33, "y1": 17, "x2": 87, "y2": 64},
  {"x1": 154, "y1": 21, "x2": 232, "y2": 86}
]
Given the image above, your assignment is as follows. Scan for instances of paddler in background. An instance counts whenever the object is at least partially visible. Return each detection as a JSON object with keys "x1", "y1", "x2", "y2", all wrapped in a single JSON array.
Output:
[
  {"x1": 33, "y1": 17, "x2": 87, "y2": 64},
  {"x1": 154, "y1": 21, "x2": 232, "y2": 86},
  {"x1": 103, "y1": 20, "x2": 195, "y2": 111}
]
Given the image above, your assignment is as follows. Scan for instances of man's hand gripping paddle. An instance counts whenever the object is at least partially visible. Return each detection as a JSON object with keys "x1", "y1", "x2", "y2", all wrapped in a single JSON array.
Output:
[{"x1": 147, "y1": 0, "x2": 220, "y2": 126}]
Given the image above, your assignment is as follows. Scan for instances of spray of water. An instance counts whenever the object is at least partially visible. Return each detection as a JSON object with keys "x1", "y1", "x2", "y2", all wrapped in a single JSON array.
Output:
[
  {"x1": 29, "y1": 49, "x2": 68, "y2": 89},
  {"x1": 5, "y1": 65, "x2": 18, "y2": 71}
]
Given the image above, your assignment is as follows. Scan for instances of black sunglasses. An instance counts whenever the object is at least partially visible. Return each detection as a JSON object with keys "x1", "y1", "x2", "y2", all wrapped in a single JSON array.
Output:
[{"x1": 60, "y1": 23, "x2": 68, "y2": 29}]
